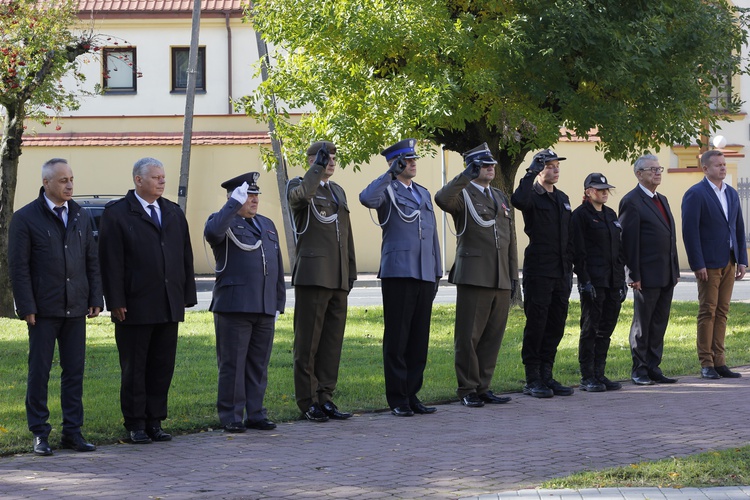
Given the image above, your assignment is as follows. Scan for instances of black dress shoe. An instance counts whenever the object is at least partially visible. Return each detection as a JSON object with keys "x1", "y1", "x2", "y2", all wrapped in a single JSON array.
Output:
[
  {"x1": 701, "y1": 367, "x2": 721, "y2": 380},
  {"x1": 631, "y1": 376, "x2": 654, "y2": 386},
  {"x1": 33, "y1": 436, "x2": 53, "y2": 456},
  {"x1": 461, "y1": 392, "x2": 485, "y2": 407},
  {"x1": 544, "y1": 378, "x2": 574, "y2": 396},
  {"x1": 650, "y1": 373, "x2": 678, "y2": 384},
  {"x1": 411, "y1": 401, "x2": 437, "y2": 414},
  {"x1": 579, "y1": 377, "x2": 606, "y2": 392},
  {"x1": 391, "y1": 405, "x2": 414, "y2": 417},
  {"x1": 129, "y1": 430, "x2": 152, "y2": 444},
  {"x1": 224, "y1": 421, "x2": 246, "y2": 433},
  {"x1": 321, "y1": 401, "x2": 352, "y2": 419},
  {"x1": 304, "y1": 403, "x2": 329, "y2": 422},
  {"x1": 146, "y1": 427, "x2": 172, "y2": 442},
  {"x1": 716, "y1": 365, "x2": 742, "y2": 378},
  {"x1": 245, "y1": 418, "x2": 277, "y2": 430},
  {"x1": 60, "y1": 433, "x2": 96, "y2": 452},
  {"x1": 478, "y1": 391, "x2": 511, "y2": 404}
]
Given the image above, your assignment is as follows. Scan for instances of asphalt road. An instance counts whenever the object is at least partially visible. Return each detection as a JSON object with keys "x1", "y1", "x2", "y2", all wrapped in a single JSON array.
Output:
[{"x1": 189, "y1": 275, "x2": 750, "y2": 311}]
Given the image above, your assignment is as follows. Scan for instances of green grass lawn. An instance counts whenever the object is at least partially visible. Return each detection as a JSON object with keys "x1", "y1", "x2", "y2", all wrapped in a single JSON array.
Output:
[{"x1": 2, "y1": 300, "x2": 750, "y2": 459}]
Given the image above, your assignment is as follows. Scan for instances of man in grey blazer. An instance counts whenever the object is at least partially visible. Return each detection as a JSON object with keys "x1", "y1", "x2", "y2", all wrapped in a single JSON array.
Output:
[
  {"x1": 435, "y1": 143, "x2": 517, "y2": 408},
  {"x1": 205, "y1": 172, "x2": 285, "y2": 433},
  {"x1": 682, "y1": 150, "x2": 747, "y2": 380},
  {"x1": 288, "y1": 141, "x2": 357, "y2": 423},
  {"x1": 360, "y1": 138, "x2": 442, "y2": 417},
  {"x1": 619, "y1": 154, "x2": 680, "y2": 385}
]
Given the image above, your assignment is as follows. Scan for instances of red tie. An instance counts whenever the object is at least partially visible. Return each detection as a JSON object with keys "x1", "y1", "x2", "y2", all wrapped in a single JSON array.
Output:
[{"x1": 652, "y1": 195, "x2": 670, "y2": 226}]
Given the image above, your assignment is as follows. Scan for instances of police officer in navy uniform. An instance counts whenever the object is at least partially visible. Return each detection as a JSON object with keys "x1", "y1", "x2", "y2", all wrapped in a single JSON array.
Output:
[
  {"x1": 205, "y1": 172, "x2": 285, "y2": 433},
  {"x1": 287, "y1": 141, "x2": 357, "y2": 422},
  {"x1": 359, "y1": 139, "x2": 442, "y2": 417},
  {"x1": 511, "y1": 149, "x2": 574, "y2": 398},
  {"x1": 435, "y1": 143, "x2": 518, "y2": 408},
  {"x1": 570, "y1": 173, "x2": 625, "y2": 392}
]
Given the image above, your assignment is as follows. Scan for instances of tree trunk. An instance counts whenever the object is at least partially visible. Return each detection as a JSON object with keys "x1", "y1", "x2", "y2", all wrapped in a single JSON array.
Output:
[{"x1": 0, "y1": 102, "x2": 25, "y2": 317}]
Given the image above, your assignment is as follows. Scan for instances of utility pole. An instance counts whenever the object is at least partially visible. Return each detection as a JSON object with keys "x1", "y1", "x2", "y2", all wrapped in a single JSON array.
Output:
[{"x1": 177, "y1": 0, "x2": 201, "y2": 212}]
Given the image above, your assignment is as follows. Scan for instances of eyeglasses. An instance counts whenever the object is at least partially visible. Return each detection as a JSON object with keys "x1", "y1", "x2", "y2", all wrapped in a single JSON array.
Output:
[{"x1": 639, "y1": 167, "x2": 664, "y2": 173}]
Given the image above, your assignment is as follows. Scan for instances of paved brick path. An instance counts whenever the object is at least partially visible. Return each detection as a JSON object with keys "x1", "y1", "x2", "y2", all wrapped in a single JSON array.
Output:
[{"x1": 1, "y1": 368, "x2": 749, "y2": 499}]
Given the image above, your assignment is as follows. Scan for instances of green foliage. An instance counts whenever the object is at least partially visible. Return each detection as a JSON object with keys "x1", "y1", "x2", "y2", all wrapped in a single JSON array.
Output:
[
  {"x1": 243, "y1": 0, "x2": 748, "y2": 183},
  {"x1": 0, "y1": 0, "x2": 100, "y2": 126}
]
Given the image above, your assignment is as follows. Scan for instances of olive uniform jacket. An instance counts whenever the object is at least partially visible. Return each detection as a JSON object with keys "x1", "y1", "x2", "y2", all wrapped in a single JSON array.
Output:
[
  {"x1": 434, "y1": 173, "x2": 518, "y2": 289},
  {"x1": 287, "y1": 165, "x2": 357, "y2": 291}
]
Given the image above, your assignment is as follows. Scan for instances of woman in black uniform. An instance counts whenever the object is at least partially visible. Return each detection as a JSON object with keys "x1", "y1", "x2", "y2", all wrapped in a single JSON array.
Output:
[{"x1": 571, "y1": 173, "x2": 626, "y2": 392}]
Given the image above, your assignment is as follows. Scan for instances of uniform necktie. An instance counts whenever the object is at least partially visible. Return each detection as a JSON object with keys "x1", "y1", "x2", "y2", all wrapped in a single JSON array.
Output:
[
  {"x1": 147, "y1": 204, "x2": 161, "y2": 228},
  {"x1": 324, "y1": 183, "x2": 338, "y2": 206},
  {"x1": 53, "y1": 206, "x2": 66, "y2": 226},
  {"x1": 652, "y1": 195, "x2": 670, "y2": 226},
  {"x1": 484, "y1": 187, "x2": 496, "y2": 209},
  {"x1": 407, "y1": 186, "x2": 421, "y2": 204}
]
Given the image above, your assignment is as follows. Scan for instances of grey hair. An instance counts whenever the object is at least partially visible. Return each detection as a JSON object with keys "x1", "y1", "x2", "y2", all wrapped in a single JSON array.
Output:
[
  {"x1": 41, "y1": 158, "x2": 68, "y2": 181},
  {"x1": 700, "y1": 149, "x2": 724, "y2": 167},
  {"x1": 633, "y1": 154, "x2": 658, "y2": 174},
  {"x1": 133, "y1": 157, "x2": 164, "y2": 179}
]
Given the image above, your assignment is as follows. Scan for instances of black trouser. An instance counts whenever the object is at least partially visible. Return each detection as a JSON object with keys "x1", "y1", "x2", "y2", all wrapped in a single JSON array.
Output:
[
  {"x1": 630, "y1": 286, "x2": 674, "y2": 379},
  {"x1": 215, "y1": 312, "x2": 275, "y2": 425},
  {"x1": 578, "y1": 286, "x2": 622, "y2": 378},
  {"x1": 381, "y1": 278, "x2": 435, "y2": 409},
  {"x1": 521, "y1": 274, "x2": 571, "y2": 372},
  {"x1": 26, "y1": 316, "x2": 86, "y2": 437},
  {"x1": 115, "y1": 322, "x2": 178, "y2": 431}
]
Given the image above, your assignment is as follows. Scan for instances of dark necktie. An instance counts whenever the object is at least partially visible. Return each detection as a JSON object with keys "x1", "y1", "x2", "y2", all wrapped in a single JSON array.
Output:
[
  {"x1": 652, "y1": 195, "x2": 670, "y2": 226},
  {"x1": 53, "y1": 206, "x2": 65, "y2": 226},
  {"x1": 324, "y1": 183, "x2": 338, "y2": 206},
  {"x1": 147, "y1": 204, "x2": 161, "y2": 228},
  {"x1": 484, "y1": 187, "x2": 496, "y2": 209}
]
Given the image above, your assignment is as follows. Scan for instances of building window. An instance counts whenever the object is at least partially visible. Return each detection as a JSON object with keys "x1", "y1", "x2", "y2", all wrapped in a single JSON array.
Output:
[
  {"x1": 103, "y1": 47, "x2": 137, "y2": 93},
  {"x1": 171, "y1": 46, "x2": 205, "y2": 92},
  {"x1": 708, "y1": 72, "x2": 732, "y2": 111}
]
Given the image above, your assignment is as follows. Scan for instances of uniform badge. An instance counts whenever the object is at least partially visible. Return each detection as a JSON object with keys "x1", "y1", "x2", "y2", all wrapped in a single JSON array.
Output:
[{"x1": 321, "y1": 210, "x2": 327, "y2": 217}]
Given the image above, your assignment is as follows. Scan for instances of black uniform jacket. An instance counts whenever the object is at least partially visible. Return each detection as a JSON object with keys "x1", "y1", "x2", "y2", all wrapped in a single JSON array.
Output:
[{"x1": 570, "y1": 201, "x2": 625, "y2": 288}]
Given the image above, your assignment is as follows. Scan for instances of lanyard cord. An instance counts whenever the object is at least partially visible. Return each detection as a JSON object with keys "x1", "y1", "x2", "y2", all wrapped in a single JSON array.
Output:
[{"x1": 203, "y1": 228, "x2": 267, "y2": 275}]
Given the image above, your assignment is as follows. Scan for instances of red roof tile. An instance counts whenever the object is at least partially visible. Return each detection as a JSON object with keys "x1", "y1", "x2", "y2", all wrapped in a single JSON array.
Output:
[
  {"x1": 22, "y1": 131, "x2": 270, "y2": 147},
  {"x1": 76, "y1": 0, "x2": 248, "y2": 13}
]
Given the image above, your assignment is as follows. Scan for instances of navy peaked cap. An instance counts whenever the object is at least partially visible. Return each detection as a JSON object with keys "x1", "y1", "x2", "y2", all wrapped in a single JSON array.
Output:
[
  {"x1": 381, "y1": 139, "x2": 419, "y2": 161},
  {"x1": 221, "y1": 172, "x2": 261, "y2": 194}
]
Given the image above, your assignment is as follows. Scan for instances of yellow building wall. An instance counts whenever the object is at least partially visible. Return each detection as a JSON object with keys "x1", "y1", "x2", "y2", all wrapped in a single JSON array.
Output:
[{"x1": 15, "y1": 122, "x2": 717, "y2": 276}]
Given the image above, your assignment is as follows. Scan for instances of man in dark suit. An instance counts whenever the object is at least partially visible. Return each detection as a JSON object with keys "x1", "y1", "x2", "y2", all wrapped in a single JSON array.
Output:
[
  {"x1": 435, "y1": 143, "x2": 517, "y2": 408},
  {"x1": 99, "y1": 157, "x2": 197, "y2": 443},
  {"x1": 359, "y1": 138, "x2": 442, "y2": 417},
  {"x1": 511, "y1": 149, "x2": 574, "y2": 398},
  {"x1": 205, "y1": 172, "x2": 285, "y2": 432},
  {"x1": 681, "y1": 150, "x2": 747, "y2": 380},
  {"x1": 287, "y1": 141, "x2": 357, "y2": 423},
  {"x1": 9, "y1": 158, "x2": 102, "y2": 456},
  {"x1": 619, "y1": 154, "x2": 680, "y2": 385}
]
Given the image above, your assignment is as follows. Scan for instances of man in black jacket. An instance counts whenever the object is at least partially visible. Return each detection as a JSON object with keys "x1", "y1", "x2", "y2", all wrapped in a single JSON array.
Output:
[
  {"x1": 511, "y1": 149, "x2": 574, "y2": 398},
  {"x1": 99, "y1": 157, "x2": 197, "y2": 444},
  {"x1": 9, "y1": 158, "x2": 103, "y2": 456}
]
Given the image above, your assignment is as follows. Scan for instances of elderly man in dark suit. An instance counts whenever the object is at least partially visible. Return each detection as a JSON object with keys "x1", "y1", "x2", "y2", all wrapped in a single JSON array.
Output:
[
  {"x1": 619, "y1": 154, "x2": 680, "y2": 385},
  {"x1": 99, "y1": 157, "x2": 197, "y2": 444},
  {"x1": 682, "y1": 150, "x2": 747, "y2": 380},
  {"x1": 205, "y1": 172, "x2": 286, "y2": 433},
  {"x1": 9, "y1": 158, "x2": 102, "y2": 456},
  {"x1": 287, "y1": 141, "x2": 357, "y2": 423},
  {"x1": 360, "y1": 138, "x2": 442, "y2": 417},
  {"x1": 435, "y1": 143, "x2": 517, "y2": 408}
]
